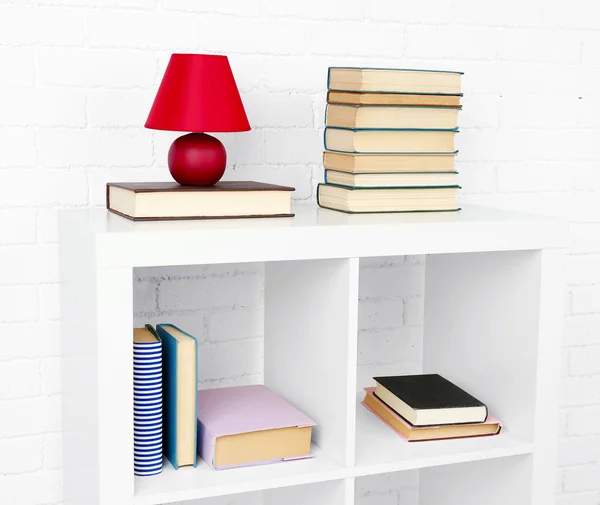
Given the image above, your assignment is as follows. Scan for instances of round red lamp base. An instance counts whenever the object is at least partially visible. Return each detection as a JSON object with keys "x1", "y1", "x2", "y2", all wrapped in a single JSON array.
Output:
[{"x1": 168, "y1": 132, "x2": 226, "y2": 186}]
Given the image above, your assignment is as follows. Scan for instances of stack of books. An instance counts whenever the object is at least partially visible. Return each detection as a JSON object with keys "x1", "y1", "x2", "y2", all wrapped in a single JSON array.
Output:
[
  {"x1": 318, "y1": 67, "x2": 464, "y2": 214},
  {"x1": 363, "y1": 374, "x2": 502, "y2": 442},
  {"x1": 134, "y1": 323, "x2": 316, "y2": 474}
]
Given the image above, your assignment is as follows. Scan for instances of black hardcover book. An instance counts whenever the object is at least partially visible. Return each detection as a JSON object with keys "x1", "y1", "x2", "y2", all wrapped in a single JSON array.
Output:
[{"x1": 373, "y1": 374, "x2": 488, "y2": 427}]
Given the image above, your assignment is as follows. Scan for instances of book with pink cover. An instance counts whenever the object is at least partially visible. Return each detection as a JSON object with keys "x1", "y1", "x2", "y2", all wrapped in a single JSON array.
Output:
[
  {"x1": 197, "y1": 384, "x2": 317, "y2": 470},
  {"x1": 362, "y1": 387, "x2": 502, "y2": 442}
]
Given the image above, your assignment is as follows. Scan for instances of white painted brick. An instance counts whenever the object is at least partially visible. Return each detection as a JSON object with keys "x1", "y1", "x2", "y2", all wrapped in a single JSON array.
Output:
[
  {"x1": 358, "y1": 327, "x2": 422, "y2": 365},
  {"x1": 201, "y1": 16, "x2": 306, "y2": 55},
  {"x1": 0, "y1": 129, "x2": 36, "y2": 168},
  {"x1": 88, "y1": 167, "x2": 167, "y2": 206},
  {"x1": 565, "y1": 315, "x2": 600, "y2": 346},
  {"x1": 43, "y1": 433, "x2": 63, "y2": 469},
  {"x1": 133, "y1": 279, "x2": 157, "y2": 314},
  {"x1": 403, "y1": 297, "x2": 424, "y2": 327},
  {"x1": 498, "y1": 95, "x2": 578, "y2": 129},
  {"x1": 41, "y1": 357, "x2": 61, "y2": 396},
  {"x1": 461, "y1": 192, "x2": 570, "y2": 220},
  {"x1": 498, "y1": 29, "x2": 580, "y2": 64},
  {"x1": 571, "y1": 224, "x2": 600, "y2": 254},
  {"x1": 264, "y1": 130, "x2": 321, "y2": 164},
  {"x1": 0, "y1": 245, "x2": 58, "y2": 285},
  {"x1": 498, "y1": 162, "x2": 572, "y2": 193},
  {"x1": 0, "y1": 6, "x2": 83, "y2": 46},
  {"x1": 159, "y1": 274, "x2": 263, "y2": 312},
  {"x1": 568, "y1": 407, "x2": 600, "y2": 436},
  {"x1": 456, "y1": 163, "x2": 497, "y2": 194},
  {"x1": 582, "y1": 32, "x2": 600, "y2": 65},
  {"x1": 453, "y1": 0, "x2": 544, "y2": 26},
  {"x1": 34, "y1": 169, "x2": 88, "y2": 206},
  {"x1": 162, "y1": 0, "x2": 261, "y2": 15},
  {"x1": 265, "y1": 0, "x2": 363, "y2": 19},
  {"x1": 0, "y1": 209, "x2": 36, "y2": 245},
  {"x1": 41, "y1": 0, "x2": 154, "y2": 6},
  {"x1": 0, "y1": 286, "x2": 38, "y2": 323},
  {"x1": 557, "y1": 492, "x2": 600, "y2": 505},
  {"x1": 543, "y1": 0, "x2": 600, "y2": 29},
  {"x1": 0, "y1": 470, "x2": 62, "y2": 505},
  {"x1": 0, "y1": 322, "x2": 60, "y2": 360},
  {"x1": 574, "y1": 165, "x2": 600, "y2": 191},
  {"x1": 223, "y1": 166, "x2": 313, "y2": 200},
  {"x1": 208, "y1": 307, "x2": 263, "y2": 342},
  {"x1": 39, "y1": 48, "x2": 157, "y2": 88},
  {"x1": 227, "y1": 130, "x2": 264, "y2": 166},
  {"x1": 356, "y1": 493, "x2": 398, "y2": 505},
  {"x1": 367, "y1": 0, "x2": 450, "y2": 22},
  {"x1": 562, "y1": 376, "x2": 600, "y2": 406},
  {"x1": 38, "y1": 129, "x2": 153, "y2": 168},
  {"x1": 0, "y1": 395, "x2": 61, "y2": 436},
  {"x1": 37, "y1": 209, "x2": 59, "y2": 244},
  {"x1": 87, "y1": 89, "x2": 154, "y2": 127},
  {"x1": 570, "y1": 192, "x2": 600, "y2": 224},
  {"x1": 569, "y1": 345, "x2": 600, "y2": 377},
  {"x1": 0, "y1": 48, "x2": 34, "y2": 86},
  {"x1": 307, "y1": 22, "x2": 404, "y2": 58},
  {"x1": 88, "y1": 11, "x2": 198, "y2": 49},
  {"x1": 0, "y1": 436, "x2": 43, "y2": 474},
  {"x1": 359, "y1": 298, "x2": 403, "y2": 330},
  {"x1": 358, "y1": 361, "x2": 421, "y2": 390},
  {"x1": 559, "y1": 436, "x2": 600, "y2": 466},
  {"x1": 567, "y1": 256, "x2": 600, "y2": 286},
  {"x1": 460, "y1": 95, "x2": 500, "y2": 129},
  {"x1": 360, "y1": 264, "x2": 425, "y2": 299},
  {"x1": 0, "y1": 360, "x2": 40, "y2": 399},
  {"x1": 244, "y1": 92, "x2": 313, "y2": 128},
  {"x1": 406, "y1": 26, "x2": 497, "y2": 60},
  {"x1": 34, "y1": 89, "x2": 87, "y2": 127},
  {"x1": 572, "y1": 286, "x2": 600, "y2": 315},
  {"x1": 139, "y1": 313, "x2": 206, "y2": 343},
  {"x1": 40, "y1": 283, "x2": 60, "y2": 321},
  {"x1": 198, "y1": 339, "x2": 263, "y2": 383},
  {"x1": 263, "y1": 56, "x2": 331, "y2": 91},
  {"x1": 356, "y1": 471, "x2": 418, "y2": 495},
  {"x1": 226, "y1": 55, "x2": 262, "y2": 93},
  {"x1": 563, "y1": 464, "x2": 600, "y2": 492},
  {"x1": 0, "y1": 88, "x2": 33, "y2": 126}
]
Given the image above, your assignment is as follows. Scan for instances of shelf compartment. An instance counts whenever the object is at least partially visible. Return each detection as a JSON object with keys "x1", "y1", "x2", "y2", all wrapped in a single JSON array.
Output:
[
  {"x1": 354, "y1": 394, "x2": 533, "y2": 476},
  {"x1": 134, "y1": 444, "x2": 348, "y2": 505}
]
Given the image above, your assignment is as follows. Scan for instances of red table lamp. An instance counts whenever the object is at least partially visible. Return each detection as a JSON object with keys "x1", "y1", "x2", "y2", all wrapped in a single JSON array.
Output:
[{"x1": 145, "y1": 54, "x2": 251, "y2": 186}]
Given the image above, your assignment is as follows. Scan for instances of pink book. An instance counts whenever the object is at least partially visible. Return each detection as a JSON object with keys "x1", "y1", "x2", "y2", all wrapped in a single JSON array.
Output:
[
  {"x1": 197, "y1": 384, "x2": 317, "y2": 470},
  {"x1": 363, "y1": 387, "x2": 502, "y2": 442}
]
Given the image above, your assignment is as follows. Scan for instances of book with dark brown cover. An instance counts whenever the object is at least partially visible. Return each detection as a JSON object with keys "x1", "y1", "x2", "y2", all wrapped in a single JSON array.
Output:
[{"x1": 106, "y1": 181, "x2": 295, "y2": 221}]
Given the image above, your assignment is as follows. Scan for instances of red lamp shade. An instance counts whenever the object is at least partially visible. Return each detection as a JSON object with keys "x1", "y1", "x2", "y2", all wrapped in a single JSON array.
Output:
[{"x1": 145, "y1": 54, "x2": 250, "y2": 185}]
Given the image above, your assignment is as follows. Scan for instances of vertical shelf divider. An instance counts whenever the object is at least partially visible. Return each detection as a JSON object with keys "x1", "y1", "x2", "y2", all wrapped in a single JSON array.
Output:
[{"x1": 264, "y1": 258, "x2": 359, "y2": 468}]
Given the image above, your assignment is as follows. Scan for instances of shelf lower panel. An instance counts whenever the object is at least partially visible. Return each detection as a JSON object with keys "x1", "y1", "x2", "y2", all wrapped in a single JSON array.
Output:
[
  {"x1": 354, "y1": 394, "x2": 534, "y2": 476},
  {"x1": 134, "y1": 444, "x2": 347, "y2": 505}
]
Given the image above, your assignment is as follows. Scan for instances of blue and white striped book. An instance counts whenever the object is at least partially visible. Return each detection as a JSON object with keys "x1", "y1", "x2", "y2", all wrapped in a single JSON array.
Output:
[{"x1": 133, "y1": 325, "x2": 163, "y2": 476}]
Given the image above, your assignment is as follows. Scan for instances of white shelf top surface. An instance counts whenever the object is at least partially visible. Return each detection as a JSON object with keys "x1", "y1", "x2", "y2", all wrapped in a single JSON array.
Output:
[
  {"x1": 134, "y1": 443, "x2": 346, "y2": 505},
  {"x1": 60, "y1": 204, "x2": 567, "y2": 268},
  {"x1": 354, "y1": 394, "x2": 533, "y2": 476}
]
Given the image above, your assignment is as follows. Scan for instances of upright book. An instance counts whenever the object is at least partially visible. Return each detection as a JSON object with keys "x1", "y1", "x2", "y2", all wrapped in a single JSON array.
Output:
[
  {"x1": 156, "y1": 324, "x2": 199, "y2": 469},
  {"x1": 196, "y1": 384, "x2": 316, "y2": 470},
  {"x1": 374, "y1": 374, "x2": 488, "y2": 426},
  {"x1": 106, "y1": 181, "x2": 295, "y2": 221},
  {"x1": 133, "y1": 325, "x2": 163, "y2": 476}
]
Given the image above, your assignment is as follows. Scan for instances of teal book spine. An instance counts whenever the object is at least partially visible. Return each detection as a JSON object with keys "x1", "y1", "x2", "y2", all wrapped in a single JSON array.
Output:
[{"x1": 156, "y1": 324, "x2": 198, "y2": 470}]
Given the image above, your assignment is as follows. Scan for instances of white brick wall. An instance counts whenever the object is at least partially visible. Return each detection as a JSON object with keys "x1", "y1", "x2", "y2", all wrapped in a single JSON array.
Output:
[{"x1": 1, "y1": 1, "x2": 599, "y2": 504}]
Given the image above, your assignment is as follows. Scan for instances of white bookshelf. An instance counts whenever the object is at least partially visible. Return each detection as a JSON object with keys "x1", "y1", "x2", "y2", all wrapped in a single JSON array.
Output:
[{"x1": 59, "y1": 204, "x2": 566, "y2": 505}]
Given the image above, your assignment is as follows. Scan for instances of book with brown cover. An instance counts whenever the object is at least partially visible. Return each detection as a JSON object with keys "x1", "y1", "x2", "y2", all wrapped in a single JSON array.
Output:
[{"x1": 106, "y1": 181, "x2": 295, "y2": 221}]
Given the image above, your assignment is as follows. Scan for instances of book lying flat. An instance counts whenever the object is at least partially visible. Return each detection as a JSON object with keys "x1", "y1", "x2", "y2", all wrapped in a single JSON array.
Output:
[
  {"x1": 374, "y1": 374, "x2": 488, "y2": 426},
  {"x1": 157, "y1": 324, "x2": 198, "y2": 469},
  {"x1": 197, "y1": 385, "x2": 316, "y2": 470},
  {"x1": 327, "y1": 90, "x2": 462, "y2": 107},
  {"x1": 323, "y1": 151, "x2": 457, "y2": 174},
  {"x1": 326, "y1": 104, "x2": 460, "y2": 130},
  {"x1": 328, "y1": 67, "x2": 463, "y2": 94},
  {"x1": 106, "y1": 181, "x2": 295, "y2": 221},
  {"x1": 324, "y1": 170, "x2": 458, "y2": 188},
  {"x1": 317, "y1": 184, "x2": 460, "y2": 214},
  {"x1": 363, "y1": 388, "x2": 501, "y2": 442},
  {"x1": 324, "y1": 127, "x2": 458, "y2": 154}
]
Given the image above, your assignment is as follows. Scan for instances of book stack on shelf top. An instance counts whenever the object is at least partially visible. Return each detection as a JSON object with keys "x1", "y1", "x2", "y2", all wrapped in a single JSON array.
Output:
[
  {"x1": 318, "y1": 67, "x2": 464, "y2": 214},
  {"x1": 363, "y1": 374, "x2": 502, "y2": 442}
]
